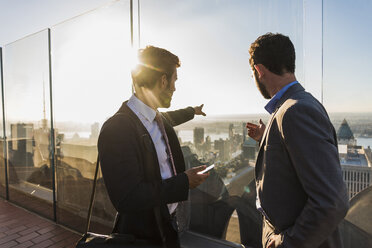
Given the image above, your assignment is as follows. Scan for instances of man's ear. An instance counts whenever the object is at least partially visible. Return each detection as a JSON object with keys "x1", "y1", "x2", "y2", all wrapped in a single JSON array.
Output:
[
  {"x1": 254, "y1": 64, "x2": 265, "y2": 78},
  {"x1": 160, "y1": 74, "x2": 168, "y2": 89}
]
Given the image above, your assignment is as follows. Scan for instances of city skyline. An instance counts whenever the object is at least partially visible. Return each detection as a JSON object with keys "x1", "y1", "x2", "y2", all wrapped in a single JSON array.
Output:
[{"x1": 0, "y1": 1, "x2": 371, "y2": 247}]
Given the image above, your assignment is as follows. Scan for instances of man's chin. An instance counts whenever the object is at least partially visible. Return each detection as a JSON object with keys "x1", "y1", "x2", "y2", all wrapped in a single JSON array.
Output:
[
  {"x1": 257, "y1": 84, "x2": 271, "y2": 99},
  {"x1": 157, "y1": 92, "x2": 173, "y2": 108},
  {"x1": 160, "y1": 100, "x2": 171, "y2": 108}
]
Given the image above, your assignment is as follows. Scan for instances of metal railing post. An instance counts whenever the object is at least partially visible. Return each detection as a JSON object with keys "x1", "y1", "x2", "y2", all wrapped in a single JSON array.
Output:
[
  {"x1": 130, "y1": 0, "x2": 134, "y2": 47},
  {"x1": 0, "y1": 47, "x2": 9, "y2": 200},
  {"x1": 48, "y1": 29, "x2": 57, "y2": 222}
]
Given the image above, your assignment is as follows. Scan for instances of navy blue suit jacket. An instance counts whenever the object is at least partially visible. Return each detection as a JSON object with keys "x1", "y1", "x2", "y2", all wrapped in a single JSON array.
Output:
[
  {"x1": 255, "y1": 83, "x2": 349, "y2": 248},
  {"x1": 98, "y1": 102, "x2": 195, "y2": 247}
]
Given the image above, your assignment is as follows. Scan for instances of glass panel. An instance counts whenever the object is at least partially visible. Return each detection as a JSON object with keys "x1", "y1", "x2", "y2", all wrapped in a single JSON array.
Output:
[
  {"x1": 140, "y1": 0, "x2": 304, "y2": 246},
  {"x1": 323, "y1": 1, "x2": 372, "y2": 247},
  {"x1": 0, "y1": 48, "x2": 5, "y2": 198},
  {"x1": 2, "y1": 30, "x2": 53, "y2": 218},
  {"x1": 51, "y1": 0, "x2": 131, "y2": 233}
]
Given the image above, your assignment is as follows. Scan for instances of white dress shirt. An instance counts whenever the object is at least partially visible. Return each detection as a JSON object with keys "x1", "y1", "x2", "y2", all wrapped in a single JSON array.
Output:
[{"x1": 127, "y1": 94, "x2": 177, "y2": 214}]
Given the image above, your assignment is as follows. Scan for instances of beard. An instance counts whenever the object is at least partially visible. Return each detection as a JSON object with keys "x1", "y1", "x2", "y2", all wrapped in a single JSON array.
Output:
[
  {"x1": 254, "y1": 70, "x2": 271, "y2": 99},
  {"x1": 158, "y1": 90, "x2": 173, "y2": 108}
]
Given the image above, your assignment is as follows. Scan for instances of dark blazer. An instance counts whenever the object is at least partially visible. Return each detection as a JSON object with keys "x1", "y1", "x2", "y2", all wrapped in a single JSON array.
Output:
[
  {"x1": 255, "y1": 83, "x2": 349, "y2": 248},
  {"x1": 98, "y1": 102, "x2": 195, "y2": 247}
]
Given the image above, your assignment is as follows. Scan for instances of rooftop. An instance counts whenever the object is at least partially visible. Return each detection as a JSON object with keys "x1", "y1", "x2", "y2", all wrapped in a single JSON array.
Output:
[{"x1": 0, "y1": 198, "x2": 80, "y2": 248}]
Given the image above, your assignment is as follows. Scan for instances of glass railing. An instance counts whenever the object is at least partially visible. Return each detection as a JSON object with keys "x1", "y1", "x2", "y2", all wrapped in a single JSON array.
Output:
[
  {"x1": 140, "y1": 0, "x2": 304, "y2": 245},
  {"x1": 2, "y1": 29, "x2": 54, "y2": 219},
  {"x1": 323, "y1": 0, "x2": 372, "y2": 246},
  {"x1": 50, "y1": 0, "x2": 131, "y2": 233},
  {"x1": 0, "y1": 47, "x2": 5, "y2": 199},
  {"x1": 0, "y1": 0, "x2": 371, "y2": 247}
]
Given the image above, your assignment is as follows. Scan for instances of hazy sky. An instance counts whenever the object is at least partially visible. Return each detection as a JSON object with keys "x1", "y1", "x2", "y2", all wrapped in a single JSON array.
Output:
[
  {"x1": 322, "y1": 0, "x2": 372, "y2": 113},
  {"x1": 0, "y1": 0, "x2": 371, "y2": 124},
  {"x1": 0, "y1": 0, "x2": 111, "y2": 46}
]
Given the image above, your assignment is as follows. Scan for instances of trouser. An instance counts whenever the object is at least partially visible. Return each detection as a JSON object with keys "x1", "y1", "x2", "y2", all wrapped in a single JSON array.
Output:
[{"x1": 163, "y1": 211, "x2": 180, "y2": 248}]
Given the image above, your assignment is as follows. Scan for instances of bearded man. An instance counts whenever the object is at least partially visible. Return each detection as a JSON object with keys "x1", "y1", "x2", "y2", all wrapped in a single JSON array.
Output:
[{"x1": 246, "y1": 33, "x2": 349, "y2": 248}]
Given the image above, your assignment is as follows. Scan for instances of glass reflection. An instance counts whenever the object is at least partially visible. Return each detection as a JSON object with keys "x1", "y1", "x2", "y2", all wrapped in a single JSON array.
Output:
[
  {"x1": 178, "y1": 120, "x2": 263, "y2": 247},
  {"x1": 51, "y1": 0, "x2": 131, "y2": 233},
  {"x1": 2, "y1": 30, "x2": 53, "y2": 218}
]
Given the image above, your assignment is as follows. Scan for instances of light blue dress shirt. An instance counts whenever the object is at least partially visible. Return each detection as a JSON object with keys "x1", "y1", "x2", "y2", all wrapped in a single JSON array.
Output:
[
  {"x1": 127, "y1": 94, "x2": 177, "y2": 214},
  {"x1": 264, "y1": 81, "x2": 298, "y2": 114}
]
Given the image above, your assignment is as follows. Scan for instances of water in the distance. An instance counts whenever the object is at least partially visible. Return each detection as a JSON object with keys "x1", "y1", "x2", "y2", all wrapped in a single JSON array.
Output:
[{"x1": 356, "y1": 137, "x2": 372, "y2": 148}]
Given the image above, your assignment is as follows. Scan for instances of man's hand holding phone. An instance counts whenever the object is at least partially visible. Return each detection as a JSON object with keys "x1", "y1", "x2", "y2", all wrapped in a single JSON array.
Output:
[
  {"x1": 185, "y1": 165, "x2": 210, "y2": 189},
  {"x1": 197, "y1": 164, "x2": 214, "y2": 175}
]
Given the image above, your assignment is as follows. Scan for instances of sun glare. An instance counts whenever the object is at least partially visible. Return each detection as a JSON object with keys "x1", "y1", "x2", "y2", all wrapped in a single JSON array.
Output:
[{"x1": 123, "y1": 47, "x2": 140, "y2": 72}]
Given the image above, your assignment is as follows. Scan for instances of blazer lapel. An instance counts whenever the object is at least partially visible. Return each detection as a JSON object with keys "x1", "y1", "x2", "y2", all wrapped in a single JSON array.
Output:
[
  {"x1": 255, "y1": 109, "x2": 279, "y2": 178},
  {"x1": 255, "y1": 83, "x2": 305, "y2": 177},
  {"x1": 259, "y1": 111, "x2": 277, "y2": 148},
  {"x1": 118, "y1": 102, "x2": 163, "y2": 180},
  {"x1": 260, "y1": 83, "x2": 305, "y2": 148}
]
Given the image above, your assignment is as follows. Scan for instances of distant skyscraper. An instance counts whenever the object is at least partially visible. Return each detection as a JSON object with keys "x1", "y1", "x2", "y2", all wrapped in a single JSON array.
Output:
[
  {"x1": 214, "y1": 138, "x2": 230, "y2": 161},
  {"x1": 242, "y1": 137, "x2": 257, "y2": 161},
  {"x1": 229, "y1": 123, "x2": 235, "y2": 140},
  {"x1": 337, "y1": 120, "x2": 372, "y2": 199},
  {"x1": 339, "y1": 144, "x2": 372, "y2": 199},
  {"x1": 341, "y1": 154, "x2": 371, "y2": 199},
  {"x1": 90, "y1": 122, "x2": 100, "y2": 140},
  {"x1": 9, "y1": 123, "x2": 35, "y2": 168},
  {"x1": 337, "y1": 119, "x2": 356, "y2": 146},
  {"x1": 10, "y1": 123, "x2": 34, "y2": 153},
  {"x1": 205, "y1": 136, "x2": 212, "y2": 151},
  {"x1": 193, "y1": 127, "x2": 204, "y2": 146},
  {"x1": 242, "y1": 122, "x2": 247, "y2": 142}
]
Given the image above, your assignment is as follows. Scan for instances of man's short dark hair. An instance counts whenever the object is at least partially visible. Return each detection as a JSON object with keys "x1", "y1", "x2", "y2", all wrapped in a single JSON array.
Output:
[
  {"x1": 249, "y1": 33, "x2": 295, "y2": 75},
  {"x1": 132, "y1": 46, "x2": 180, "y2": 89}
]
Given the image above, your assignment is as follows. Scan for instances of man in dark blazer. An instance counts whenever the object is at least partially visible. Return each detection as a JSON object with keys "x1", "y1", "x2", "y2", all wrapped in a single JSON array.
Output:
[
  {"x1": 98, "y1": 46, "x2": 209, "y2": 248},
  {"x1": 246, "y1": 33, "x2": 349, "y2": 248}
]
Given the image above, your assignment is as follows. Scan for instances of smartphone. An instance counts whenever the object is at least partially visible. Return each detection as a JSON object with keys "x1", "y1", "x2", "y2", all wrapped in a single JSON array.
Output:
[{"x1": 197, "y1": 164, "x2": 215, "y2": 174}]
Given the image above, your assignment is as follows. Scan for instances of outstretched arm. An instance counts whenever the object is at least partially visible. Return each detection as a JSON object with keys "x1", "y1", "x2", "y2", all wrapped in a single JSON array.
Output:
[{"x1": 162, "y1": 104, "x2": 206, "y2": 126}]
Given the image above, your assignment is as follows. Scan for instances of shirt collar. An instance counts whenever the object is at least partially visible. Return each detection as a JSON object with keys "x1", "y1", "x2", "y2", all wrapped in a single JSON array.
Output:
[
  {"x1": 264, "y1": 81, "x2": 298, "y2": 114},
  {"x1": 127, "y1": 94, "x2": 157, "y2": 122}
]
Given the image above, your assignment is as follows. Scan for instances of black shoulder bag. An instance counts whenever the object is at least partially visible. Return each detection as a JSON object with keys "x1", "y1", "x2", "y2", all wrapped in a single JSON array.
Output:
[{"x1": 75, "y1": 156, "x2": 166, "y2": 248}]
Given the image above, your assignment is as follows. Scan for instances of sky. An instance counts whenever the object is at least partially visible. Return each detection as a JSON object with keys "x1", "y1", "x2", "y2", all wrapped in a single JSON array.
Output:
[
  {"x1": 0, "y1": 0, "x2": 111, "y2": 46},
  {"x1": 322, "y1": 0, "x2": 372, "y2": 112},
  {"x1": 0, "y1": 0, "x2": 371, "y2": 125}
]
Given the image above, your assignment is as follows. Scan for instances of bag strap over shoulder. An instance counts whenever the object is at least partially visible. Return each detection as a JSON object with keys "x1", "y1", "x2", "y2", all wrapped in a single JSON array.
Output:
[{"x1": 84, "y1": 111, "x2": 166, "y2": 245}]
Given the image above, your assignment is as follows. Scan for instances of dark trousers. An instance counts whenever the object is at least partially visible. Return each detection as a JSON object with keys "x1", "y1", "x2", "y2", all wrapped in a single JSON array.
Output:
[{"x1": 164, "y1": 213, "x2": 180, "y2": 248}]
